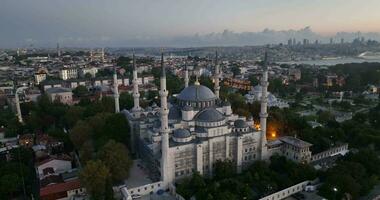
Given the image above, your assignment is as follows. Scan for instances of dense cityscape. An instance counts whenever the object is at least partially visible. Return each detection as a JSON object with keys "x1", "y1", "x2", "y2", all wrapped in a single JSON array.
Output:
[{"x1": 1, "y1": 1, "x2": 380, "y2": 200}]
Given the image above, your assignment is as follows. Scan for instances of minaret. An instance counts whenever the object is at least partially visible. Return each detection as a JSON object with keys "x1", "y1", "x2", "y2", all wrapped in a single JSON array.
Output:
[
  {"x1": 159, "y1": 52, "x2": 171, "y2": 185},
  {"x1": 15, "y1": 89, "x2": 23, "y2": 123},
  {"x1": 259, "y1": 52, "x2": 269, "y2": 160},
  {"x1": 132, "y1": 53, "x2": 141, "y2": 117},
  {"x1": 101, "y1": 48, "x2": 105, "y2": 62},
  {"x1": 113, "y1": 67, "x2": 120, "y2": 113},
  {"x1": 214, "y1": 51, "x2": 220, "y2": 98},
  {"x1": 90, "y1": 49, "x2": 93, "y2": 62},
  {"x1": 184, "y1": 64, "x2": 189, "y2": 88}
]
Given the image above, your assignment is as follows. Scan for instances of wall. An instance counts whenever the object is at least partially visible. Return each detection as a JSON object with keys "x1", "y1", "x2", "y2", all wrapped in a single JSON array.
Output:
[
  {"x1": 127, "y1": 181, "x2": 164, "y2": 196},
  {"x1": 311, "y1": 144, "x2": 349, "y2": 162},
  {"x1": 259, "y1": 181, "x2": 310, "y2": 200}
]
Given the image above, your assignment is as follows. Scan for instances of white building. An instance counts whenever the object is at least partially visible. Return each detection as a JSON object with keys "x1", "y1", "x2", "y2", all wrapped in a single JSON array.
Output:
[
  {"x1": 46, "y1": 87, "x2": 73, "y2": 105},
  {"x1": 34, "y1": 73, "x2": 47, "y2": 85},
  {"x1": 59, "y1": 68, "x2": 78, "y2": 80},
  {"x1": 79, "y1": 67, "x2": 98, "y2": 78},
  {"x1": 245, "y1": 85, "x2": 289, "y2": 108},
  {"x1": 36, "y1": 157, "x2": 72, "y2": 178},
  {"x1": 122, "y1": 52, "x2": 311, "y2": 190}
]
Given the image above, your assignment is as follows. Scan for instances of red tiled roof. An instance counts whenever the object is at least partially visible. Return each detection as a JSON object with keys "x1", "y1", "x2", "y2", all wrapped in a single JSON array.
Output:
[{"x1": 40, "y1": 179, "x2": 81, "y2": 197}]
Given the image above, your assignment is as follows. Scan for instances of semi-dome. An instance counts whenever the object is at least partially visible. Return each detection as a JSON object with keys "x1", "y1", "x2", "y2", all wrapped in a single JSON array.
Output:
[
  {"x1": 195, "y1": 108, "x2": 225, "y2": 122},
  {"x1": 173, "y1": 128, "x2": 192, "y2": 143},
  {"x1": 177, "y1": 85, "x2": 216, "y2": 102},
  {"x1": 234, "y1": 119, "x2": 249, "y2": 128},
  {"x1": 173, "y1": 129, "x2": 191, "y2": 138}
]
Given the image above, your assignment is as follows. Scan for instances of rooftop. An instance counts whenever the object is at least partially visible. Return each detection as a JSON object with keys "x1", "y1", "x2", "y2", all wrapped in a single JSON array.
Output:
[
  {"x1": 279, "y1": 136, "x2": 312, "y2": 148},
  {"x1": 40, "y1": 179, "x2": 81, "y2": 197},
  {"x1": 45, "y1": 87, "x2": 72, "y2": 94}
]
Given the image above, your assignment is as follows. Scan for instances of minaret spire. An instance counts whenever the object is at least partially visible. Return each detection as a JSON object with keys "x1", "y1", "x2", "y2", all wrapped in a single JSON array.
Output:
[
  {"x1": 159, "y1": 51, "x2": 172, "y2": 185},
  {"x1": 214, "y1": 50, "x2": 220, "y2": 98},
  {"x1": 259, "y1": 51, "x2": 269, "y2": 160},
  {"x1": 101, "y1": 48, "x2": 105, "y2": 62},
  {"x1": 132, "y1": 52, "x2": 141, "y2": 117},
  {"x1": 113, "y1": 66, "x2": 120, "y2": 113},
  {"x1": 184, "y1": 60, "x2": 189, "y2": 88}
]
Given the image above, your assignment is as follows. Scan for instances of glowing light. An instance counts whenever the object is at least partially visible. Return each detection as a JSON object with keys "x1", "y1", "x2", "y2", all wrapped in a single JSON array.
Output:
[
  {"x1": 271, "y1": 131, "x2": 277, "y2": 138},
  {"x1": 254, "y1": 124, "x2": 261, "y2": 130}
]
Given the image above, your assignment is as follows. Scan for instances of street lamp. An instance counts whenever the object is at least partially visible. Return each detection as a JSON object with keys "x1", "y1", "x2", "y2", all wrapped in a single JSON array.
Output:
[{"x1": 333, "y1": 187, "x2": 338, "y2": 200}]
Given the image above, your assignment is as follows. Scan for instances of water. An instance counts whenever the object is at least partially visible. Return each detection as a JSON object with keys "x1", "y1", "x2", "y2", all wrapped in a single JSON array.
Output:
[{"x1": 278, "y1": 57, "x2": 380, "y2": 66}]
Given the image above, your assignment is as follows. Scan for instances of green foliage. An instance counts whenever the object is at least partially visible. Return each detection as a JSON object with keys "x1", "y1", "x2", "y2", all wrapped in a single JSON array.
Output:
[
  {"x1": 177, "y1": 157, "x2": 316, "y2": 200},
  {"x1": 319, "y1": 149, "x2": 380, "y2": 199},
  {"x1": 154, "y1": 71, "x2": 184, "y2": 95},
  {"x1": 0, "y1": 147, "x2": 35, "y2": 199},
  {"x1": 119, "y1": 92, "x2": 134, "y2": 110},
  {"x1": 231, "y1": 65, "x2": 241, "y2": 76},
  {"x1": 330, "y1": 63, "x2": 380, "y2": 91},
  {"x1": 248, "y1": 75, "x2": 259, "y2": 86},
  {"x1": 117, "y1": 56, "x2": 132, "y2": 74},
  {"x1": 72, "y1": 85, "x2": 89, "y2": 97},
  {"x1": 80, "y1": 160, "x2": 110, "y2": 200},
  {"x1": 98, "y1": 140, "x2": 133, "y2": 183},
  {"x1": 213, "y1": 160, "x2": 235, "y2": 181},
  {"x1": 369, "y1": 103, "x2": 380, "y2": 128}
]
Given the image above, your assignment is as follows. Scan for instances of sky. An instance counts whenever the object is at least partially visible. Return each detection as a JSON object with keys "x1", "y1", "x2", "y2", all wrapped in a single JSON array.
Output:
[{"x1": 1, "y1": 0, "x2": 380, "y2": 47}]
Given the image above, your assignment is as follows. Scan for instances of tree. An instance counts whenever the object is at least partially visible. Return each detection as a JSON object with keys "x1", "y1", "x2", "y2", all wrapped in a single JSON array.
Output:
[
  {"x1": 98, "y1": 140, "x2": 132, "y2": 183},
  {"x1": 231, "y1": 66, "x2": 241, "y2": 77},
  {"x1": 0, "y1": 174, "x2": 20, "y2": 198},
  {"x1": 97, "y1": 113, "x2": 130, "y2": 147},
  {"x1": 214, "y1": 160, "x2": 235, "y2": 181},
  {"x1": 369, "y1": 103, "x2": 380, "y2": 128},
  {"x1": 70, "y1": 121, "x2": 93, "y2": 149},
  {"x1": 248, "y1": 74, "x2": 259, "y2": 86},
  {"x1": 72, "y1": 85, "x2": 89, "y2": 98},
  {"x1": 119, "y1": 92, "x2": 134, "y2": 110},
  {"x1": 64, "y1": 106, "x2": 85, "y2": 128},
  {"x1": 80, "y1": 160, "x2": 110, "y2": 200}
]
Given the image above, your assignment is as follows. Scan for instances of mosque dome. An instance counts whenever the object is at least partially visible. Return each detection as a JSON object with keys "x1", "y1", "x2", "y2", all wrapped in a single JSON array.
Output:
[
  {"x1": 177, "y1": 84, "x2": 217, "y2": 109},
  {"x1": 234, "y1": 119, "x2": 249, "y2": 128},
  {"x1": 173, "y1": 129, "x2": 191, "y2": 138},
  {"x1": 173, "y1": 129, "x2": 192, "y2": 143},
  {"x1": 177, "y1": 85, "x2": 216, "y2": 102},
  {"x1": 195, "y1": 108, "x2": 225, "y2": 123}
]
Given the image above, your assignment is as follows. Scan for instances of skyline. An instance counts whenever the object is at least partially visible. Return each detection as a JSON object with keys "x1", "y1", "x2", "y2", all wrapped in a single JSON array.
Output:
[{"x1": 1, "y1": 0, "x2": 380, "y2": 47}]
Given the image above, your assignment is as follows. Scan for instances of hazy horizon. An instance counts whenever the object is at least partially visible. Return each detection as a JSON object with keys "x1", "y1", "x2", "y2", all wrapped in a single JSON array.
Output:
[{"x1": 1, "y1": 0, "x2": 380, "y2": 48}]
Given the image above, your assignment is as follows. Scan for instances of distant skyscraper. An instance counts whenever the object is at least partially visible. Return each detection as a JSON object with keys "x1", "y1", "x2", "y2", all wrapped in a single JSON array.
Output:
[
  {"x1": 330, "y1": 38, "x2": 333, "y2": 45},
  {"x1": 292, "y1": 38, "x2": 296, "y2": 46},
  {"x1": 341, "y1": 38, "x2": 344, "y2": 44},
  {"x1": 57, "y1": 43, "x2": 61, "y2": 57},
  {"x1": 315, "y1": 40, "x2": 319, "y2": 45},
  {"x1": 288, "y1": 39, "x2": 292, "y2": 46},
  {"x1": 303, "y1": 39, "x2": 309, "y2": 45}
]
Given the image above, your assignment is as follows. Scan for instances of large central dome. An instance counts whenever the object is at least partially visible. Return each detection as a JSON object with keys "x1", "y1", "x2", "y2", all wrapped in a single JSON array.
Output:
[
  {"x1": 177, "y1": 85, "x2": 216, "y2": 102},
  {"x1": 177, "y1": 84, "x2": 217, "y2": 109}
]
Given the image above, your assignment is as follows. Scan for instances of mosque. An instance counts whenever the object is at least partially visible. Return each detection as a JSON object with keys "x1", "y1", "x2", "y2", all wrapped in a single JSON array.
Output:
[{"x1": 120, "y1": 52, "x2": 312, "y2": 188}]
